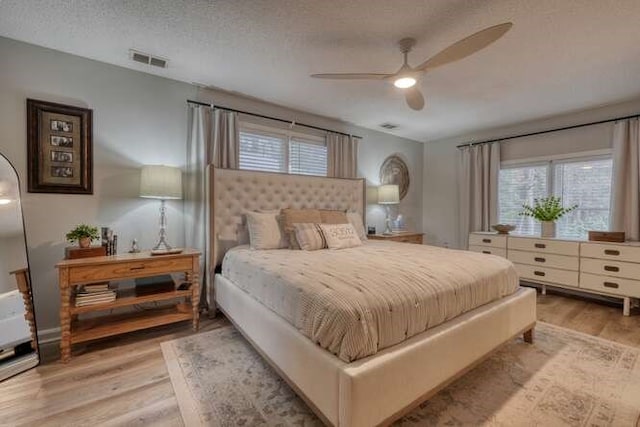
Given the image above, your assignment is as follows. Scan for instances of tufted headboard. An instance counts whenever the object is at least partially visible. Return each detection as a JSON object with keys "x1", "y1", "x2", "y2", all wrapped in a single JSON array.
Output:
[{"x1": 208, "y1": 167, "x2": 365, "y2": 268}]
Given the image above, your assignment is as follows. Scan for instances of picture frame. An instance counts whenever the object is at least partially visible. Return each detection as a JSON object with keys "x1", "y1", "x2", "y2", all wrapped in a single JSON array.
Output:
[{"x1": 27, "y1": 99, "x2": 93, "y2": 194}]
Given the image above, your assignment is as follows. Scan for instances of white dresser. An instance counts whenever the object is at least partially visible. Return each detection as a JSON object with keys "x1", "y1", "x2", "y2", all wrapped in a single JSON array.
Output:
[{"x1": 469, "y1": 232, "x2": 639, "y2": 315}]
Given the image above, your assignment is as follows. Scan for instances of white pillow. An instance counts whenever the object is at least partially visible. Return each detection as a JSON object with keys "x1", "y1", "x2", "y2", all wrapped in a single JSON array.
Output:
[
  {"x1": 347, "y1": 212, "x2": 368, "y2": 241},
  {"x1": 245, "y1": 211, "x2": 288, "y2": 250},
  {"x1": 292, "y1": 223, "x2": 326, "y2": 251},
  {"x1": 318, "y1": 223, "x2": 362, "y2": 249}
]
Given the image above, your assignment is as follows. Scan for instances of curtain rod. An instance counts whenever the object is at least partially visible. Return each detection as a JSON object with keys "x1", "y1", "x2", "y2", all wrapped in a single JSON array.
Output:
[
  {"x1": 456, "y1": 112, "x2": 640, "y2": 149},
  {"x1": 187, "y1": 99, "x2": 362, "y2": 139}
]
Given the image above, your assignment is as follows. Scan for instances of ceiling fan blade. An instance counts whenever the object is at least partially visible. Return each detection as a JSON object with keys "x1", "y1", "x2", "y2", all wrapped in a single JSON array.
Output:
[
  {"x1": 310, "y1": 73, "x2": 393, "y2": 80},
  {"x1": 405, "y1": 88, "x2": 425, "y2": 111},
  {"x1": 417, "y1": 22, "x2": 513, "y2": 71}
]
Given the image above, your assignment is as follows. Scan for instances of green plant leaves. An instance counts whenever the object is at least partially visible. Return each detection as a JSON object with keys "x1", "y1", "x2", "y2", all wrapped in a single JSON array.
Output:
[{"x1": 518, "y1": 196, "x2": 578, "y2": 222}]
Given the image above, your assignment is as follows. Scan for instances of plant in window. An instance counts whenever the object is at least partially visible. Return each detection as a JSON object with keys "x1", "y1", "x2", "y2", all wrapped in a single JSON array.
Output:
[{"x1": 519, "y1": 196, "x2": 577, "y2": 238}]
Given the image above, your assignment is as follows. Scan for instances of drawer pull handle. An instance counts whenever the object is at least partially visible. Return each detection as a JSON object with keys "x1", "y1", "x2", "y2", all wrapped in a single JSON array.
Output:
[
  {"x1": 129, "y1": 266, "x2": 146, "y2": 271},
  {"x1": 534, "y1": 243, "x2": 546, "y2": 249},
  {"x1": 534, "y1": 257, "x2": 546, "y2": 263},
  {"x1": 604, "y1": 265, "x2": 620, "y2": 272},
  {"x1": 482, "y1": 238, "x2": 492, "y2": 243},
  {"x1": 603, "y1": 281, "x2": 619, "y2": 289},
  {"x1": 604, "y1": 249, "x2": 620, "y2": 256},
  {"x1": 482, "y1": 251, "x2": 491, "y2": 254},
  {"x1": 534, "y1": 271, "x2": 546, "y2": 277}
]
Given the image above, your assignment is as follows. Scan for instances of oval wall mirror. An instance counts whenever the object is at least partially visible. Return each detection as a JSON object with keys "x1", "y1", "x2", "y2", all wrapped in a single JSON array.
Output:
[{"x1": 0, "y1": 153, "x2": 39, "y2": 381}]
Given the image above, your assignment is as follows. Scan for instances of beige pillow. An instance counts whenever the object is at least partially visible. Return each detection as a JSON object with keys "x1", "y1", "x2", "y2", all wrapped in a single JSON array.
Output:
[
  {"x1": 347, "y1": 212, "x2": 368, "y2": 241},
  {"x1": 282, "y1": 208, "x2": 322, "y2": 249},
  {"x1": 245, "y1": 211, "x2": 288, "y2": 250},
  {"x1": 319, "y1": 209, "x2": 348, "y2": 224},
  {"x1": 292, "y1": 223, "x2": 326, "y2": 251},
  {"x1": 318, "y1": 223, "x2": 362, "y2": 249}
]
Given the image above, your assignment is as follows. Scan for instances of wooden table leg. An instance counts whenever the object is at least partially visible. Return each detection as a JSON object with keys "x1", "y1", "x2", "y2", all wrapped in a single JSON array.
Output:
[
  {"x1": 59, "y1": 267, "x2": 72, "y2": 362},
  {"x1": 191, "y1": 273, "x2": 200, "y2": 331}
]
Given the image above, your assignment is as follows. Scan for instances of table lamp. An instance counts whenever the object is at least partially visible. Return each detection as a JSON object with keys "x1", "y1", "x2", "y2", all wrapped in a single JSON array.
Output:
[
  {"x1": 378, "y1": 184, "x2": 399, "y2": 235},
  {"x1": 140, "y1": 165, "x2": 182, "y2": 253}
]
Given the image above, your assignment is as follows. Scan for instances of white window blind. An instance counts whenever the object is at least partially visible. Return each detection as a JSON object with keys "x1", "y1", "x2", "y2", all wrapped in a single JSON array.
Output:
[
  {"x1": 553, "y1": 158, "x2": 612, "y2": 239},
  {"x1": 499, "y1": 164, "x2": 549, "y2": 235},
  {"x1": 239, "y1": 126, "x2": 328, "y2": 176},
  {"x1": 239, "y1": 131, "x2": 286, "y2": 173},
  {"x1": 498, "y1": 156, "x2": 613, "y2": 239},
  {"x1": 289, "y1": 138, "x2": 327, "y2": 176}
]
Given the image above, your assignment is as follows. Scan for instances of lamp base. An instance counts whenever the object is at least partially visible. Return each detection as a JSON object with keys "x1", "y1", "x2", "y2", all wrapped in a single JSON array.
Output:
[{"x1": 151, "y1": 248, "x2": 184, "y2": 256}]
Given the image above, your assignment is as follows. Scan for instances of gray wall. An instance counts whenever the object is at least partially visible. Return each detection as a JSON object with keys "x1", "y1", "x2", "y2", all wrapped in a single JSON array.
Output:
[
  {"x1": 423, "y1": 98, "x2": 640, "y2": 250},
  {"x1": 1, "y1": 37, "x2": 424, "y2": 340}
]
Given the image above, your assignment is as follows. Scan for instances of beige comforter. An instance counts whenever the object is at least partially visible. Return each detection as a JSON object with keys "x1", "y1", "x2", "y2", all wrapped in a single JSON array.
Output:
[{"x1": 221, "y1": 241, "x2": 519, "y2": 362}]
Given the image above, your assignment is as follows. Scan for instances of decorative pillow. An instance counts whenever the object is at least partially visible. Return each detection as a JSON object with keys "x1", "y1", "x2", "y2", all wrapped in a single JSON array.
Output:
[
  {"x1": 292, "y1": 223, "x2": 326, "y2": 251},
  {"x1": 318, "y1": 223, "x2": 362, "y2": 249},
  {"x1": 319, "y1": 209, "x2": 348, "y2": 224},
  {"x1": 347, "y1": 212, "x2": 368, "y2": 241},
  {"x1": 245, "y1": 211, "x2": 288, "y2": 250},
  {"x1": 282, "y1": 208, "x2": 322, "y2": 249}
]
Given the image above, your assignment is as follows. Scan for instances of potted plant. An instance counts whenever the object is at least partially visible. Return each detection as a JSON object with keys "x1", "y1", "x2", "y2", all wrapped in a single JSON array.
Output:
[
  {"x1": 519, "y1": 196, "x2": 578, "y2": 238},
  {"x1": 66, "y1": 224, "x2": 100, "y2": 248}
]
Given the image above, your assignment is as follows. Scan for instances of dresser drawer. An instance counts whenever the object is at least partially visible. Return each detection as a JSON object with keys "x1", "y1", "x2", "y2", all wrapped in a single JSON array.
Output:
[
  {"x1": 468, "y1": 245, "x2": 507, "y2": 257},
  {"x1": 580, "y1": 258, "x2": 640, "y2": 280},
  {"x1": 468, "y1": 233, "x2": 506, "y2": 249},
  {"x1": 508, "y1": 250, "x2": 578, "y2": 271},
  {"x1": 580, "y1": 273, "x2": 640, "y2": 298},
  {"x1": 508, "y1": 237, "x2": 579, "y2": 256},
  {"x1": 69, "y1": 257, "x2": 194, "y2": 283},
  {"x1": 580, "y1": 242, "x2": 640, "y2": 263},
  {"x1": 513, "y1": 263, "x2": 579, "y2": 287}
]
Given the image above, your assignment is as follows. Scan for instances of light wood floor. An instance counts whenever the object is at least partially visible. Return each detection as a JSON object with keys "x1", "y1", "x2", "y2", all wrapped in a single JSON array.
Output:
[{"x1": 1, "y1": 292, "x2": 639, "y2": 426}]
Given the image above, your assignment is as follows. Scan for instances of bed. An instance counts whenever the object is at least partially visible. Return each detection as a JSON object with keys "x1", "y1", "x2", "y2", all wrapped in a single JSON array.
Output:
[{"x1": 208, "y1": 167, "x2": 537, "y2": 427}]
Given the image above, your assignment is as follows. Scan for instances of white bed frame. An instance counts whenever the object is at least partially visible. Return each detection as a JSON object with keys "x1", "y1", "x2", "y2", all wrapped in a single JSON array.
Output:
[{"x1": 208, "y1": 167, "x2": 537, "y2": 427}]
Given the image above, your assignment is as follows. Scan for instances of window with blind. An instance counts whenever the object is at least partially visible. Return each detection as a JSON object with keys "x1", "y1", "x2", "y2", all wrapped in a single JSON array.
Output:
[
  {"x1": 238, "y1": 128, "x2": 327, "y2": 176},
  {"x1": 498, "y1": 156, "x2": 613, "y2": 239}
]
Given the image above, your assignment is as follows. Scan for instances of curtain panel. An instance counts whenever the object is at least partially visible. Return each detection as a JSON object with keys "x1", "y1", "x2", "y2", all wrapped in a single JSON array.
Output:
[
  {"x1": 611, "y1": 118, "x2": 640, "y2": 240},
  {"x1": 458, "y1": 142, "x2": 501, "y2": 248},
  {"x1": 185, "y1": 105, "x2": 239, "y2": 309},
  {"x1": 327, "y1": 133, "x2": 360, "y2": 178}
]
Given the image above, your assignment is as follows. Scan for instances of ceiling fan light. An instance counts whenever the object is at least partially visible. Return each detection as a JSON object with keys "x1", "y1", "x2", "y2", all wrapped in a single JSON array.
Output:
[{"x1": 394, "y1": 77, "x2": 416, "y2": 88}]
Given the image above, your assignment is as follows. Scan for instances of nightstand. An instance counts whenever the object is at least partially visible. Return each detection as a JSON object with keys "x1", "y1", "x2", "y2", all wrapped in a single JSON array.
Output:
[
  {"x1": 55, "y1": 249, "x2": 201, "y2": 362},
  {"x1": 368, "y1": 231, "x2": 424, "y2": 244}
]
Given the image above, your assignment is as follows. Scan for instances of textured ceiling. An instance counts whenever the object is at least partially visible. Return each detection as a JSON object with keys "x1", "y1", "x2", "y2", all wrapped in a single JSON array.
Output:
[{"x1": 1, "y1": 0, "x2": 640, "y2": 142}]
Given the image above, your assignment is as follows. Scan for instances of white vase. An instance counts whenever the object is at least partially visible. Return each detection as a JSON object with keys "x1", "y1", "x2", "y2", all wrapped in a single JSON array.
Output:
[{"x1": 541, "y1": 221, "x2": 556, "y2": 238}]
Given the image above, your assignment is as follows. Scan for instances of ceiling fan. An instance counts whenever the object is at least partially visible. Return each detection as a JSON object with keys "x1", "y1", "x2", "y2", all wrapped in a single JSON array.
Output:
[{"x1": 310, "y1": 23, "x2": 513, "y2": 111}]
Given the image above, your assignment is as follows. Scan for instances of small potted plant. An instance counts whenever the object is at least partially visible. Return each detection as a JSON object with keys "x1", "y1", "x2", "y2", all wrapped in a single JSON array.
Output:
[
  {"x1": 66, "y1": 224, "x2": 100, "y2": 248},
  {"x1": 519, "y1": 196, "x2": 577, "y2": 238}
]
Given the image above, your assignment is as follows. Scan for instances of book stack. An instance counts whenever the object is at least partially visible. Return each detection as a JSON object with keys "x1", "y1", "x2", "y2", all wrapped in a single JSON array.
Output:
[{"x1": 75, "y1": 283, "x2": 117, "y2": 307}]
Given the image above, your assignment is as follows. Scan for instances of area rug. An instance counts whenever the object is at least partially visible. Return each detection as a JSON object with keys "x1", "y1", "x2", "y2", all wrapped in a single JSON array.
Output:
[{"x1": 161, "y1": 322, "x2": 640, "y2": 426}]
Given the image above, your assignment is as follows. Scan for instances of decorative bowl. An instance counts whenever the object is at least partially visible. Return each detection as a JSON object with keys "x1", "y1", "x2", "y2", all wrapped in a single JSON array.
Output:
[{"x1": 491, "y1": 224, "x2": 516, "y2": 234}]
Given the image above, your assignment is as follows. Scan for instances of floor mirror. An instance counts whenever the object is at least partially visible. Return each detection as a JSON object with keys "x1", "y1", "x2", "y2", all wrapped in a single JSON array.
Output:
[{"x1": 0, "y1": 153, "x2": 38, "y2": 381}]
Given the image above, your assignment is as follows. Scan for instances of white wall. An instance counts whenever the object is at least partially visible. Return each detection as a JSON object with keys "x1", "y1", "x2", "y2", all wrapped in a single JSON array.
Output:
[
  {"x1": 1, "y1": 37, "x2": 424, "y2": 338},
  {"x1": 196, "y1": 87, "x2": 424, "y2": 234},
  {"x1": 0, "y1": 37, "x2": 197, "y2": 332},
  {"x1": 423, "y1": 98, "x2": 640, "y2": 249}
]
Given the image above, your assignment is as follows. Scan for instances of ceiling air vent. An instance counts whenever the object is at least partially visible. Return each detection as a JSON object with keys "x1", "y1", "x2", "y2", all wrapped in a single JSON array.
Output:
[
  {"x1": 129, "y1": 49, "x2": 168, "y2": 69},
  {"x1": 379, "y1": 123, "x2": 398, "y2": 130}
]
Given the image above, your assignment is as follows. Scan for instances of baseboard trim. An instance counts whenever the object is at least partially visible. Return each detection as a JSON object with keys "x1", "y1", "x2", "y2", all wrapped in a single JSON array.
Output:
[{"x1": 37, "y1": 327, "x2": 60, "y2": 345}]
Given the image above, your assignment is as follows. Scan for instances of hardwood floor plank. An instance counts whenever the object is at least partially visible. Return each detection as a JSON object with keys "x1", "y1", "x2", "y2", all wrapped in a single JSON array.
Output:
[{"x1": 0, "y1": 295, "x2": 638, "y2": 426}]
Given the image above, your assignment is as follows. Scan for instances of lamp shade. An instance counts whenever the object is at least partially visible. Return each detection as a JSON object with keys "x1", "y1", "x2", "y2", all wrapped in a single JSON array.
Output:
[
  {"x1": 139, "y1": 165, "x2": 182, "y2": 199},
  {"x1": 378, "y1": 184, "x2": 399, "y2": 204}
]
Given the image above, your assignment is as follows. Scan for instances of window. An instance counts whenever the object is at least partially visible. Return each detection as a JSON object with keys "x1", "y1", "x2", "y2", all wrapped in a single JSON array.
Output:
[
  {"x1": 498, "y1": 156, "x2": 613, "y2": 239},
  {"x1": 289, "y1": 137, "x2": 327, "y2": 176},
  {"x1": 239, "y1": 126, "x2": 327, "y2": 176}
]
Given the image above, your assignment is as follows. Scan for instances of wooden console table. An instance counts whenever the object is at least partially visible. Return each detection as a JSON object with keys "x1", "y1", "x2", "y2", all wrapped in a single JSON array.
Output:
[{"x1": 55, "y1": 249, "x2": 200, "y2": 362}]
